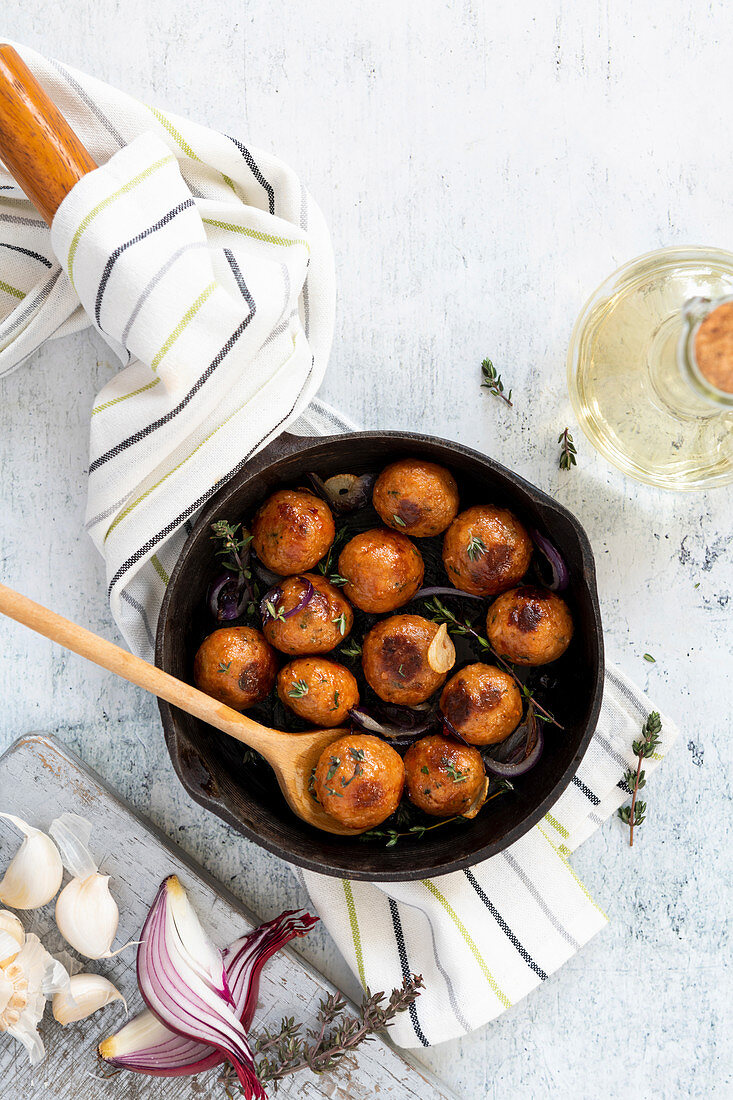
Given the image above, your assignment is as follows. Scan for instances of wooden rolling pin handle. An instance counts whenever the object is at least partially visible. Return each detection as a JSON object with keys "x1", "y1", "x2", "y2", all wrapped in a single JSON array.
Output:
[{"x1": 0, "y1": 44, "x2": 97, "y2": 224}]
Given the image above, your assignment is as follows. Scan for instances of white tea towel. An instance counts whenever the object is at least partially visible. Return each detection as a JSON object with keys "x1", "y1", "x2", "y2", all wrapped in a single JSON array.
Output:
[
  {"x1": 302, "y1": 665, "x2": 679, "y2": 1047},
  {"x1": 0, "y1": 45, "x2": 680, "y2": 1053},
  {"x1": 0, "y1": 40, "x2": 336, "y2": 657}
]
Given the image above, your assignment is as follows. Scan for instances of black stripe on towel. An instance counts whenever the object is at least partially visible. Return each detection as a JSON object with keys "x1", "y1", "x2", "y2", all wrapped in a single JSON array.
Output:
[
  {"x1": 90, "y1": 251, "x2": 255, "y2": 474},
  {"x1": 571, "y1": 775, "x2": 601, "y2": 806},
  {"x1": 388, "y1": 898, "x2": 429, "y2": 1047},
  {"x1": 226, "y1": 135, "x2": 275, "y2": 215},
  {"x1": 0, "y1": 242, "x2": 53, "y2": 268},
  {"x1": 94, "y1": 198, "x2": 196, "y2": 327},
  {"x1": 464, "y1": 868, "x2": 548, "y2": 981},
  {"x1": 107, "y1": 357, "x2": 314, "y2": 595}
]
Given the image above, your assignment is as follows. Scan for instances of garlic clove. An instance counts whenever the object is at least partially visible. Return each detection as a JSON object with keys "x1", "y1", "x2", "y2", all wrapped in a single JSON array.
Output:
[
  {"x1": 0, "y1": 813, "x2": 63, "y2": 910},
  {"x1": 48, "y1": 814, "x2": 97, "y2": 880},
  {"x1": 0, "y1": 910, "x2": 25, "y2": 965},
  {"x1": 427, "y1": 623, "x2": 456, "y2": 674},
  {"x1": 52, "y1": 973, "x2": 125, "y2": 1025},
  {"x1": 55, "y1": 874, "x2": 119, "y2": 959},
  {"x1": 461, "y1": 776, "x2": 489, "y2": 819}
]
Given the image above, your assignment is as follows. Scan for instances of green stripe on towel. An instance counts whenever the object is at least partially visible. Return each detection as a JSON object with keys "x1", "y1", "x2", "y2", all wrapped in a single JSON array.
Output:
[{"x1": 342, "y1": 881, "x2": 367, "y2": 988}]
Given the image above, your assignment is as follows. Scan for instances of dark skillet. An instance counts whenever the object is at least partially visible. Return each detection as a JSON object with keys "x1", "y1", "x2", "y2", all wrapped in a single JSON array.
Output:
[{"x1": 156, "y1": 430, "x2": 603, "y2": 881}]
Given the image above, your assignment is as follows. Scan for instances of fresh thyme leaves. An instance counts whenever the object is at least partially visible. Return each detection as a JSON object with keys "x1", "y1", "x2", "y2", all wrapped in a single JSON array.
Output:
[
  {"x1": 330, "y1": 690, "x2": 340, "y2": 711},
  {"x1": 481, "y1": 357, "x2": 513, "y2": 407},
  {"x1": 287, "y1": 679, "x2": 309, "y2": 699},
  {"x1": 360, "y1": 815, "x2": 465, "y2": 847},
  {"x1": 217, "y1": 660, "x2": 232, "y2": 674},
  {"x1": 308, "y1": 767, "x2": 318, "y2": 800},
  {"x1": 618, "y1": 711, "x2": 662, "y2": 846},
  {"x1": 444, "y1": 760, "x2": 468, "y2": 783},
  {"x1": 466, "y1": 535, "x2": 486, "y2": 562},
  {"x1": 392, "y1": 513, "x2": 406, "y2": 527},
  {"x1": 210, "y1": 520, "x2": 253, "y2": 573},
  {"x1": 643, "y1": 653, "x2": 656, "y2": 663},
  {"x1": 220, "y1": 976, "x2": 423, "y2": 1091},
  {"x1": 349, "y1": 748, "x2": 365, "y2": 762},
  {"x1": 329, "y1": 573, "x2": 349, "y2": 587},
  {"x1": 558, "y1": 428, "x2": 577, "y2": 471},
  {"x1": 332, "y1": 612, "x2": 348, "y2": 636},
  {"x1": 423, "y1": 596, "x2": 562, "y2": 728},
  {"x1": 338, "y1": 638, "x2": 363, "y2": 659},
  {"x1": 325, "y1": 757, "x2": 340, "y2": 784},
  {"x1": 421, "y1": 765, "x2": 430, "y2": 775},
  {"x1": 265, "y1": 599, "x2": 286, "y2": 623},
  {"x1": 397, "y1": 664, "x2": 406, "y2": 678},
  {"x1": 317, "y1": 526, "x2": 350, "y2": 578}
]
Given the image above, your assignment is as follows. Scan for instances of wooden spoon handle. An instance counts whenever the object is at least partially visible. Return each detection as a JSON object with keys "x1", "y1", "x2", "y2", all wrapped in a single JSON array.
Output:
[
  {"x1": 0, "y1": 582, "x2": 279, "y2": 753},
  {"x1": 0, "y1": 44, "x2": 97, "y2": 224}
]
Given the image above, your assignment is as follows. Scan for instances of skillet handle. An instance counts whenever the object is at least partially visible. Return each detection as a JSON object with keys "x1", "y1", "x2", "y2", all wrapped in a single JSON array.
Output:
[{"x1": 0, "y1": 44, "x2": 97, "y2": 224}]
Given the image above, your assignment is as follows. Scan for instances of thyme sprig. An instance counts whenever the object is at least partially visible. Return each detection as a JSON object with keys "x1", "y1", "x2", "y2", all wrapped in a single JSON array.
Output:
[
  {"x1": 210, "y1": 519, "x2": 252, "y2": 575},
  {"x1": 558, "y1": 428, "x2": 577, "y2": 471},
  {"x1": 220, "y1": 977, "x2": 423, "y2": 1092},
  {"x1": 617, "y1": 711, "x2": 662, "y2": 846},
  {"x1": 360, "y1": 814, "x2": 465, "y2": 847},
  {"x1": 422, "y1": 596, "x2": 562, "y2": 728},
  {"x1": 481, "y1": 357, "x2": 513, "y2": 407}
]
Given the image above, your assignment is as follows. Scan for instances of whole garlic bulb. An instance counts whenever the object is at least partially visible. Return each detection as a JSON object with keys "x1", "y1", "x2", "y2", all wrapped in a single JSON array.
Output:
[{"x1": 0, "y1": 813, "x2": 63, "y2": 909}]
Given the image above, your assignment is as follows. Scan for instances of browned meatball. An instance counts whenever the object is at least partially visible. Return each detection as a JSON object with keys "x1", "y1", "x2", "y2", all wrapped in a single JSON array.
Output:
[
  {"x1": 440, "y1": 663, "x2": 522, "y2": 745},
  {"x1": 373, "y1": 459, "x2": 459, "y2": 537},
  {"x1": 314, "y1": 734, "x2": 405, "y2": 829},
  {"x1": 486, "y1": 586, "x2": 574, "y2": 665},
  {"x1": 263, "y1": 573, "x2": 353, "y2": 655},
  {"x1": 362, "y1": 614, "x2": 453, "y2": 705},
  {"x1": 252, "y1": 489, "x2": 335, "y2": 575},
  {"x1": 277, "y1": 658, "x2": 359, "y2": 727},
  {"x1": 404, "y1": 734, "x2": 486, "y2": 817},
  {"x1": 338, "y1": 528, "x2": 424, "y2": 613},
  {"x1": 442, "y1": 505, "x2": 532, "y2": 596},
  {"x1": 193, "y1": 626, "x2": 277, "y2": 710}
]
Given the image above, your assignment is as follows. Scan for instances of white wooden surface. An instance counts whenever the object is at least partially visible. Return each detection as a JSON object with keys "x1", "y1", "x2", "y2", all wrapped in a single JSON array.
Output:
[
  {"x1": 1, "y1": 4, "x2": 732, "y2": 1098},
  {"x1": 0, "y1": 735, "x2": 455, "y2": 1100}
]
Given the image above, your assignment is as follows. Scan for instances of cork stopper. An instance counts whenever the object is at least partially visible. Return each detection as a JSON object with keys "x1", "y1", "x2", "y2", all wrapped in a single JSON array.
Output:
[{"x1": 693, "y1": 302, "x2": 733, "y2": 393}]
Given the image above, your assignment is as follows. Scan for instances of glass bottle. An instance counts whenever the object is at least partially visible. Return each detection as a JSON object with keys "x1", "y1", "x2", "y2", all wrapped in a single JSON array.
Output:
[{"x1": 567, "y1": 247, "x2": 733, "y2": 490}]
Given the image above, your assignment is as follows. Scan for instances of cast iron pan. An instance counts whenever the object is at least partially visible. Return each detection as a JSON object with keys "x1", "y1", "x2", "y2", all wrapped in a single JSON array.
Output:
[{"x1": 156, "y1": 431, "x2": 604, "y2": 880}]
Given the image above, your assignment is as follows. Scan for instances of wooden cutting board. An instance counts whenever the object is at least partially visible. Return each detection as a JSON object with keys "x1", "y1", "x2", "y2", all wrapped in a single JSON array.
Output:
[{"x1": 0, "y1": 733, "x2": 456, "y2": 1100}]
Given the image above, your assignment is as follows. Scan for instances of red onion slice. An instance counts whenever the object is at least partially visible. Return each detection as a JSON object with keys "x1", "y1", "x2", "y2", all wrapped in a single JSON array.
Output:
[
  {"x1": 483, "y1": 708, "x2": 544, "y2": 777},
  {"x1": 100, "y1": 910, "x2": 316, "y2": 1079},
  {"x1": 349, "y1": 705, "x2": 439, "y2": 743},
  {"x1": 413, "y1": 586, "x2": 485, "y2": 602},
  {"x1": 134, "y1": 876, "x2": 265, "y2": 1098},
  {"x1": 259, "y1": 577, "x2": 314, "y2": 626},
  {"x1": 531, "y1": 530, "x2": 570, "y2": 592},
  {"x1": 208, "y1": 571, "x2": 248, "y2": 621}
]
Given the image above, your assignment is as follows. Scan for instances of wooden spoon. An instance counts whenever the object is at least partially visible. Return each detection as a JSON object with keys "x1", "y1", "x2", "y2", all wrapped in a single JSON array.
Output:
[{"x1": 0, "y1": 583, "x2": 363, "y2": 837}]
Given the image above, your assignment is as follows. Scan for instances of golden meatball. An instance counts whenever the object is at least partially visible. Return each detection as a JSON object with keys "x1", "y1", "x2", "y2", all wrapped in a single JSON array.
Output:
[
  {"x1": 263, "y1": 573, "x2": 353, "y2": 655},
  {"x1": 193, "y1": 626, "x2": 277, "y2": 710},
  {"x1": 442, "y1": 505, "x2": 532, "y2": 596},
  {"x1": 373, "y1": 459, "x2": 459, "y2": 537},
  {"x1": 338, "y1": 528, "x2": 424, "y2": 613},
  {"x1": 252, "y1": 489, "x2": 335, "y2": 575},
  {"x1": 440, "y1": 663, "x2": 522, "y2": 745},
  {"x1": 404, "y1": 734, "x2": 486, "y2": 817},
  {"x1": 486, "y1": 586, "x2": 574, "y2": 665},
  {"x1": 362, "y1": 614, "x2": 451, "y2": 705},
  {"x1": 314, "y1": 734, "x2": 405, "y2": 829},
  {"x1": 277, "y1": 658, "x2": 359, "y2": 727}
]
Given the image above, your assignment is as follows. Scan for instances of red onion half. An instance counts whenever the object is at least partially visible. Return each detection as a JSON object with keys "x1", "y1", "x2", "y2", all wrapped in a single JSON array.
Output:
[
  {"x1": 531, "y1": 530, "x2": 570, "y2": 592},
  {"x1": 100, "y1": 908, "x2": 316, "y2": 1079},
  {"x1": 133, "y1": 876, "x2": 265, "y2": 1098}
]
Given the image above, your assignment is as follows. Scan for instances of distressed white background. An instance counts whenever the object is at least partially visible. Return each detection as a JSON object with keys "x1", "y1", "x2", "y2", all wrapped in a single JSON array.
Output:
[{"x1": 1, "y1": 2, "x2": 731, "y2": 1097}]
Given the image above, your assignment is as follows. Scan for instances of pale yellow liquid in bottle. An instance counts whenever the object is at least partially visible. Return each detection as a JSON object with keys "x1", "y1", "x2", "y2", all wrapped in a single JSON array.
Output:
[{"x1": 568, "y1": 248, "x2": 733, "y2": 490}]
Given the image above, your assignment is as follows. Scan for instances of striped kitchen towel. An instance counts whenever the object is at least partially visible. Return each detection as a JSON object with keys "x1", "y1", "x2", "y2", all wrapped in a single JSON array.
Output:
[
  {"x1": 0, "y1": 40, "x2": 336, "y2": 658},
  {"x1": 0, "y1": 44, "x2": 680, "y2": 1053},
  {"x1": 302, "y1": 665, "x2": 679, "y2": 1047}
]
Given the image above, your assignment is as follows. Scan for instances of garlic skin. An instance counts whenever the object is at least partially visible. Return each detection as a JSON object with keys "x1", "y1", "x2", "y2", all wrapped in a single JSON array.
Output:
[
  {"x1": 0, "y1": 813, "x2": 63, "y2": 910},
  {"x1": 0, "y1": 911, "x2": 25, "y2": 965},
  {"x1": 52, "y1": 973, "x2": 124, "y2": 1025},
  {"x1": 54, "y1": 874, "x2": 119, "y2": 960}
]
